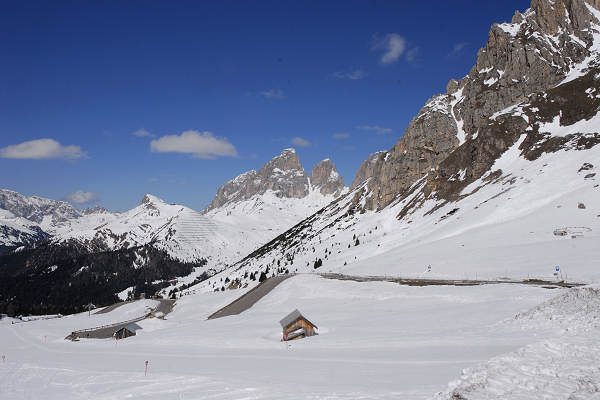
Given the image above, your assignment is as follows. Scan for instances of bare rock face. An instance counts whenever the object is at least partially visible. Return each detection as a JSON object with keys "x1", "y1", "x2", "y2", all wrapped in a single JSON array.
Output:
[
  {"x1": 309, "y1": 159, "x2": 345, "y2": 195},
  {"x1": 81, "y1": 206, "x2": 109, "y2": 215},
  {"x1": 361, "y1": 0, "x2": 600, "y2": 211},
  {"x1": 204, "y1": 149, "x2": 310, "y2": 211},
  {"x1": 0, "y1": 189, "x2": 80, "y2": 224},
  {"x1": 351, "y1": 151, "x2": 387, "y2": 189}
]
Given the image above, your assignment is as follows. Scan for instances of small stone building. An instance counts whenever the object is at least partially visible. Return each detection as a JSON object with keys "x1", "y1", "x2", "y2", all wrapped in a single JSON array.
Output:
[
  {"x1": 114, "y1": 322, "x2": 142, "y2": 339},
  {"x1": 280, "y1": 309, "x2": 318, "y2": 341}
]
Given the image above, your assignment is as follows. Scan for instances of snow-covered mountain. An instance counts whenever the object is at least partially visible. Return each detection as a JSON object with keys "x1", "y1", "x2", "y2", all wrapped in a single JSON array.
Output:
[
  {"x1": 51, "y1": 193, "x2": 275, "y2": 265},
  {"x1": 0, "y1": 189, "x2": 80, "y2": 230},
  {"x1": 189, "y1": 0, "x2": 600, "y2": 294},
  {"x1": 0, "y1": 209, "x2": 49, "y2": 252},
  {"x1": 0, "y1": 148, "x2": 349, "y2": 309},
  {"x1": 0, "y1": 189, "x2": 112, "y2": 252},
  {"x1": 203, "y1": 149, "x2": 348, "y2": 242}
]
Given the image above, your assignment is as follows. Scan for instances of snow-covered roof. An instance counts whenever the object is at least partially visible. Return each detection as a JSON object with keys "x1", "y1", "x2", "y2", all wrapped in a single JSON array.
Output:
[{"x1": 279, "y1": 309, "x2": 318, "y2": 329}]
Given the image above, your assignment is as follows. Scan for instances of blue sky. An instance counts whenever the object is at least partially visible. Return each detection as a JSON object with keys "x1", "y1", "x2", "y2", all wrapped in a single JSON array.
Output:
[{"x1": 0, "y1": 0, "x2": 529, "y2": 211}]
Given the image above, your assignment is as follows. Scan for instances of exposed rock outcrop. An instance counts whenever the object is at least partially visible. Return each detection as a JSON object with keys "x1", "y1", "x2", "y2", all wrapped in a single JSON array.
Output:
[
  {"x1": 81, "y1": 206, "x2": 109, "y2": 215},
  {"x1": 350, "y1": 151, "x2": 387, "y2": 189},
  {"x1": 359, "y1": 0, "x2": 600, "y2": 210},
  {"x1": 0, "y1": 189, "x2": 80, "y2": 224},
  {"x1": 309, "y1": 159, "x2": 345, "y2": 195},
  {"x1": 205, "y1": 149, "x2": 347, "y2": 211}
]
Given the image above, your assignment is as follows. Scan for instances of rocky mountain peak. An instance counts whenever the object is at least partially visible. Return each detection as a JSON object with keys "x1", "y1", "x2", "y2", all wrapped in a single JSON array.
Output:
[
  {"x1": 204, "y1": 149, "x2": 309, "y2": 212},
  {"x1": 204, "y1": 149, "x2": 348, "y2": 212},
  {"x1": 81, "y1": 206, "x2": 110, "y2": 215},
  {"x1": 258, "y1": 148, "x2": 305, "y2": 177},
  {"x1": 309, "y1": 159, "x2": 345, "y2": 195},
  {"x1": 352, "y1": 0, "x2": 600, "y2": 211},
  {"x1": 0, "y1": 188, "x2": 80, "y2": 224}
]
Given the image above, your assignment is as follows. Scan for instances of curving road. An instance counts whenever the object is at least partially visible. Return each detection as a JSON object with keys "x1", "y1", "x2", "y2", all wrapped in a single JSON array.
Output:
[{"x1": 207, "y1": 274, "x2": 292, "y2": 320}]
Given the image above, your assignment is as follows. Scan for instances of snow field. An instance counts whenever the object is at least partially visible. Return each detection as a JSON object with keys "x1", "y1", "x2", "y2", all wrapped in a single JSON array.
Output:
[{"x1": 0, "y1": 275, "x2": 562, "y2": 399}]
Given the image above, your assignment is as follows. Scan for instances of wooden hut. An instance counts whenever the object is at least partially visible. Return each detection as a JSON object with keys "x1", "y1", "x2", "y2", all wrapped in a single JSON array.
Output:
[
  {"x1": 280, "y1": 309, "x2": 318, "y2": 341},
  {"x1": 114, "y1": 322, "x2": 142, "y2": 339}
]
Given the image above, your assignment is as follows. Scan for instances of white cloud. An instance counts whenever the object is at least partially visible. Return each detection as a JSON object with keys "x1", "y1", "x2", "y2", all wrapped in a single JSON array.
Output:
[
  {"x1": 150, "y1": 130, "x2": 238, "y2": 159},
  {"x1": 0, "y1": 138, "x2": 86, "y2": 159},
  {"x1": 357, "y1": 125, "x2": 393, "y2": 135},
  {"x1": 260, "y1": 89, "x2": 285, "y2": 99},
  {"x1": 449, "y1": 42, "x2": 468, "y2": 56},
  {"x1": 291, "y1": 137, "x2": 311, "y2": 147},
  {"x1": 332, "y1": 132, "x2": 350, "y2": 139},
  {"x1": 373, "y1": 33, "x2": 406, "y2": 64},
  {"x1": 66, "y1": 190, "x2": 98, "y2": 204},
  {"x1": 333, "y1": 70, "x2": 366, "y2": 80},
  {"x1": 133, "y1": 129, "x2": 156, "y2": 138}
]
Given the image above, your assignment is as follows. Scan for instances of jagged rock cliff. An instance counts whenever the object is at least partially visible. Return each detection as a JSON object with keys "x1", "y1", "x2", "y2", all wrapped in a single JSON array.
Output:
[
  {"x1": 0, "y1": 189, "x2": 80, "y2": 226},
  {"x1": 309, "y1": 159, "x2": 345, "y2": 195},
  {"x1": 204, "y1": 148, "x2": 346, "y2": 211},
  {"x1": 356, "y1": 0, "x2": 600, "y2": 210},
  {"x1": 204, "y1": 149, "x2": 310, "y2": 211}
]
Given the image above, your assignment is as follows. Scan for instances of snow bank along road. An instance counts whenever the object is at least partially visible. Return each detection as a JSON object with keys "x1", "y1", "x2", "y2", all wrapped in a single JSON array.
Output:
[
  {"x1": 2, "y1": 275, "x2": 597, "y2": 399},
  {"x1": 319, "y1": 273, "x2": 583, "y2": 288},
  {"x1": 207, "y1": 272, "x2": 580, "y2": 322}
]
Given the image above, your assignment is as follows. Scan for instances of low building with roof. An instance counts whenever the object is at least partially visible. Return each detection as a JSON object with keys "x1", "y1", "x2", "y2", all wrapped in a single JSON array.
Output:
[
  {"x1": 279, "y1": 309, "x2": 318, "y2": 341},
  {"x1": 114, "y1": 322, "x2": 142, "y2": 339}
]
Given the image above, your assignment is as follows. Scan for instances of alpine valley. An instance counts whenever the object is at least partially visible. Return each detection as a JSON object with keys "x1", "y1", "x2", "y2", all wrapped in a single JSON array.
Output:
[
  {"x1": 2, "y1": 1, "x2": 600, "y2": 398},
  {"x1": 0, "y1": 149, "x2": 347, "y2": 314}
]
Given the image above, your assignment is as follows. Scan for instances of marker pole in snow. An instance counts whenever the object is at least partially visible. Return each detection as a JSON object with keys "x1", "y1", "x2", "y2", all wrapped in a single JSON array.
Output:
[{"x1": 144, "y1": 360, "x2": 149, "y2": 376}]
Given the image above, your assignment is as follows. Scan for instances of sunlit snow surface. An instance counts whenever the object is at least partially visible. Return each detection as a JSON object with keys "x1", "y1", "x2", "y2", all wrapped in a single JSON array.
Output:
[{"x1": 0, "y1": 275, "x2": 581, "y2": 400}]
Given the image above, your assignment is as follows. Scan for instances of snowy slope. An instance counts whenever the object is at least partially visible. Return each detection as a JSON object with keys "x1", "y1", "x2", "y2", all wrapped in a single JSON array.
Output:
[
  {"x1": 191, "y1": 1, "x2": 600, "y2": 292},
  {"x1": 52, "y1": 194, "x2": 271, "y2": 266},
  {"x1": 0, "y1": 275, "x2": 568, "y2": 399},
  {"x1": 194, "y1": 138, "x2": 599, "y2": 295},
  {"x1": 205, "y1": 189, "x2": 344, "y2": 241},
  {"x1": 0, "y1": 209, "x2": 49, "y2": 251}
]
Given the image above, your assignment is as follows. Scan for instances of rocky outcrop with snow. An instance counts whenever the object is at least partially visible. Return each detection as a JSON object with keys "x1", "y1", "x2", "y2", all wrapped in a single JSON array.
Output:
[
  {"x1": 309, "y1": 158, "x2": 345, "y2": 195},
  {"x1": 0, "y1": 189, "x2": 80, "y2": 228},
  {"x1": 204, "y1": 149, "x2": 348, "y2": 213},
  {"x1": 0, "y1": 209, "x2": 49, "y2": 253},
  {"x1": 192, "y1": 0, "x2": 600, "y2": 293},
  {"x1": 204, "y1": 149, "x2": 311, "y2": 211},
  {"x1": 356, "y1": 0, "x2": 600, "y2": 211}
]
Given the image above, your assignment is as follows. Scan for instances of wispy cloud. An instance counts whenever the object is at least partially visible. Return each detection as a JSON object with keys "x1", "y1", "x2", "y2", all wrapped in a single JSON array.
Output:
[
  {"x1": 150, "y1": 130, "x2": 238, "y2": 159},
  {"x1": 333, "y1": 70, "x2": 366, "y2": 80},
  {"x1": 0, "y1": 138, "x2": 86, "y2": 160},
  {"x1": 260, "y1": 89, "x2": 285, "y2": 99},
  {"x1": 406, "y1": 47, "x2": 419, "y2": 62},
  {"x1": 449, "y1": 42, "x2": 468, "y2": 57},
  {"x1": 65, "y1": 190, "x2": 98, "y2": 204},
  {"x1": 132, "y1": 129, "x2": 156, "y2": 138},
  {"x1": 372, "y1": 33, "x2": 406, "y2": 64},
  {"x1": 291, "y1": 137, "x2": 311, "y2": 147},
  {"x1": 357, "y1": 125, "x2": 392, "y2": 135},
  {"x1": 332, "y1": 132, "x2": 350, "y2": 140}
]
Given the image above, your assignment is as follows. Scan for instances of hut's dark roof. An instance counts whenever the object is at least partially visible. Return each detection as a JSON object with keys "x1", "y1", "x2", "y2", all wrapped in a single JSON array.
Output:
[
  {"x1": 117, "y1": 322, "x2": 142, "y2": 333},
  {"x1": 279, "y1": 309, "x2": 318, "y2": 329}
]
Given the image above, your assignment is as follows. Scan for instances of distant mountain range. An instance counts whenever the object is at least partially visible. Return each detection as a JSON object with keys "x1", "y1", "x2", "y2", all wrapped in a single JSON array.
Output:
[
  {"x1": 2, "y1": 0, "x2": 600, "y2": 315},
  {"x1": 0, "y1": 150, "x2": 349, "y2": 314}
]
